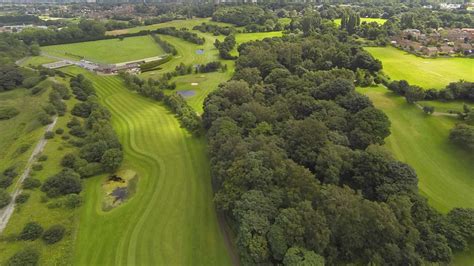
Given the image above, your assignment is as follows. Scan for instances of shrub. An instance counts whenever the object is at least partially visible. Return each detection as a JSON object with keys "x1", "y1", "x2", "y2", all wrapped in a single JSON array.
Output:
[
  {"x1": 69, "y1": 125, "x2": 87, "y2": 138},
  {"x1": 43, "y1": 104, "x2": 57, "y2": 116},
  {"x1": 7, "y1": 248, "x2": 40, "y2": 266},
  {"x1": 44, "y1": 131, "x2": 55, "y2": 139},
  {"x1": 0, "y1": 175, "x2": 13, "y2": 188},
  {"x1": 23, "y1": 178, "x2": 41, "y2": 189},
  {"x1": 63, "y1": 194, "x2": 82, "y2": 209},
  {"x1": 61, "y1": 134, "x2": 70, "y2": 140},
  {"x1": 3, "y1": 166, "x2": 18, "y2": 178},
  {"x1": 37, "y1": 112, "x2": 52, "y2": 125},
  {"x1": 449, "y1": 123, "x2": 474, "y2": 151},
  {"x1": 55, "y1": 128, "x2": 64, "y2": 134},
  {"x1": 32, "y1": 163, "x2": 43, "y2": 171},
  {"x1": 37, "y1": 154, "x2": 48, "y2": 162},
  {"x1": 0, "y1": 188, "x2": 11, "y2": 208},
  {"x1": 66, "y1": 117, "x2": 81, "y2": 128},
  {"x1": 22, "y1": 76, "x2": 41, "y2": 88},
  {"x1": 101, "y1": 148, "x2": 123, "y2": 173},
  {"x1": 14, "y1": 144, "x2": 31, "y2": 156},
  {"x1": 15, "y1": 193, "x2": 30, "y2": 204},
  {"x1": 0, "y1": 166, "x2": 16, "y2": 188},
  {"x1": 61, "y1": 153, "x2": 77, "y2": 168},
  {"x1": 77, "y1": 162, "x2": 103, "y2": 178},
  {"x1": 42, "y1": 224, "x2": 66, "y2": 244},
  {"x1": 30, "y1": 86, "x2": 45, "y2": 95},
  {"x1": 18, "y1": 222, "x2": 43, "y2": 241},
  {"x1": 41, "y1": 168, "x2": 82, "y2": 197},
  {"x1": 0, "y1": 106, "x2": 20, "y2": 120}
]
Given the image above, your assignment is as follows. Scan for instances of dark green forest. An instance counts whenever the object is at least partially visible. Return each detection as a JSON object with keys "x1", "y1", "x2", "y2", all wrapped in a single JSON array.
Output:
[{"x1": 203, "y1": 33, "x2": 473, "y2": 265}]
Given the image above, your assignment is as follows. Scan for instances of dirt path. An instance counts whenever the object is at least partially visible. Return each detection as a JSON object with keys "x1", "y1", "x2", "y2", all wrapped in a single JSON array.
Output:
[
  {"x1": 0, "y1": 116, "x2": 58, "y2": 233},
  {"x1": 415, "y1": 103, "x2": 459, "y2": 117}
]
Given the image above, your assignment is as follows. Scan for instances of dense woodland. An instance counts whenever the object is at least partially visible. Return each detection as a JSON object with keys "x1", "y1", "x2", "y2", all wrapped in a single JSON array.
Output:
[{"x1": 203, "y1": 32, "x2": 473, "y2": 265}]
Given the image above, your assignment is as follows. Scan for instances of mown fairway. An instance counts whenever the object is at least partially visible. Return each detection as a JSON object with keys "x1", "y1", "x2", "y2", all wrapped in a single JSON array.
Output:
[
  {"x1": 42, "y1": 35, "x2": 164, "y2": 64},
  {"x1": 365, "y1": 46, "x2": 473, "y2": 89},
  {"x1": 63, "y1": 67, "x2": 231, "y2": 265},
  {"x1": 358, "y1": 86, "x2": 474, "y2": 213}
]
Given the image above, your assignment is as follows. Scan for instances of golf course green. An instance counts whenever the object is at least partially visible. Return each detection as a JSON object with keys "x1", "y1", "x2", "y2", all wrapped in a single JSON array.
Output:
[
  {"x1": 358, "y1": 86, "x2": 474, "y2": 213},
  {"x1": 365, "y1": 46, "x2": 473, "y2": 89},
  {"x1": 62, "y1": 67, "x2": 232, "y2": 265}
]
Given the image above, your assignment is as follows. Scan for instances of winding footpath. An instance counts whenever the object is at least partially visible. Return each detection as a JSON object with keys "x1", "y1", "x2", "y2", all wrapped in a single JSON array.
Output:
[{"x1": 0, "y1": 117, "x2": 58, "y2": 233}]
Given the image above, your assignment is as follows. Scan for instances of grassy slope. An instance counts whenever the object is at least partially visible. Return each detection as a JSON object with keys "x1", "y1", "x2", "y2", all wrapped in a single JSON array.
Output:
[
  {"x1": 0, "y1": 84, "x2": 51, "y2": 189},
  {"x1": 60, "y1": 67, "x2": 231, "y2": 265},
  {"x1": 365, "y1": 46, "x2": 473, "y2": 89},
  {"x1": 41, "y1": 35, "x2": 165, "y2": 64},
  {"x1": 0, "y1": 78, "x2": 81, "y2": 265},
  {"x1": 358, "y1": 86, "x2": 474, "y2": 213}
]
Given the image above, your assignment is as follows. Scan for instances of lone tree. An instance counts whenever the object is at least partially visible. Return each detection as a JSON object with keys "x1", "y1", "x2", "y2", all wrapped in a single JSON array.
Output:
[
  {"x1": 18, "y1": 222, "x2": 44, "y2": 241},
  {"x1": 423, "y1": 106, "x2": 435, "y2": 115}
]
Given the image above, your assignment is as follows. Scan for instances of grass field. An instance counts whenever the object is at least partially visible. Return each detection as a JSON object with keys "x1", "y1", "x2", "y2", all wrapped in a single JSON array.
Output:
[
  {"x1": 42, "y1": 35, "x2": 165, "y2": 64},
  {"x1": 333, "y1": 17, "x2": 387, "y2": 26},
  {"x1": 61, "y1": 67, "x2": 231, "y2": 265},
  {"x1": 365, "y1": 46, "x2": 473, "y2": 89},
  {"x1": 358, "y1": 86, "x2": 474, "y2": 213}
]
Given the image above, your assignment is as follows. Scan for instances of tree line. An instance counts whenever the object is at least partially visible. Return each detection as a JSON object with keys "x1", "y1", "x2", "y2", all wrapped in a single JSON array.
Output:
[
  {"x1": 119, "y1": 72, "x2": 201, "y2": 134},
  {"x1": 155, "y1": 27, "x2": 205, "y2": 45},
  {"x1": 151, "y1": 33, "x2": 178, "y2": 55},
  {"x1": 214, "y1": 35, "x2": 237, "y2": 60},
  {"x1": 193, "y1": 22, "x2": 236, "y2": 36}
]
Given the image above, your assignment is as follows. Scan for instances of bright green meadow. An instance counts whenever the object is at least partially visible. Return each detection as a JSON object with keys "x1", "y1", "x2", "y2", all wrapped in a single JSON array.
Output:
[{"x1": 365, "y1": 46, "x2": 473, "y2": 89}]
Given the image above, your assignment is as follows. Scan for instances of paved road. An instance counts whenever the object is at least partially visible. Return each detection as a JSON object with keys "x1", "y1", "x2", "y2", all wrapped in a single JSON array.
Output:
[{"x1": 0, "y1": 116, "x2": 58, "y2": 233}]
